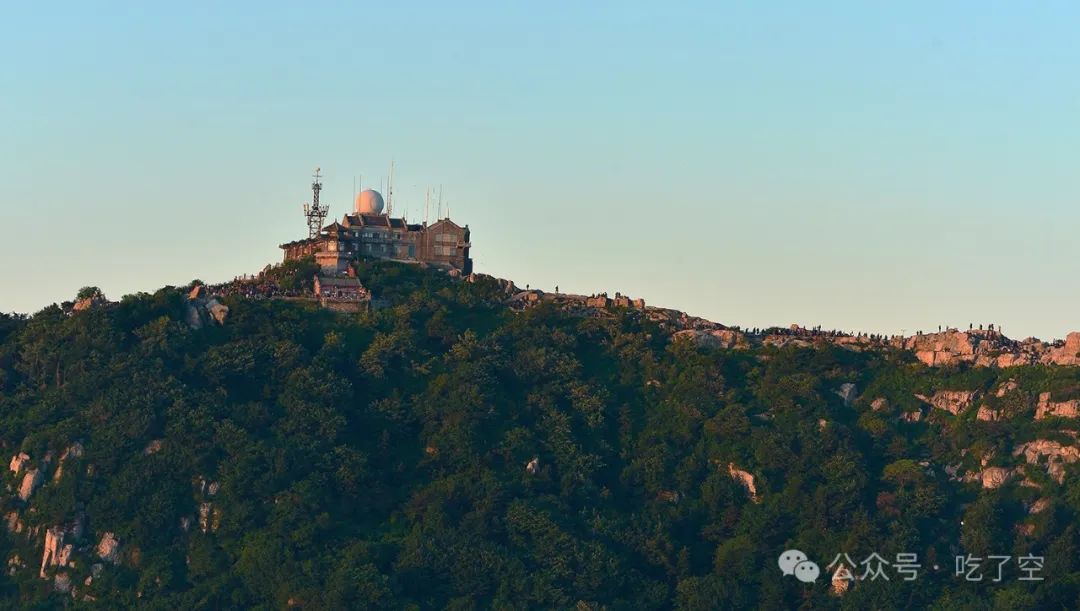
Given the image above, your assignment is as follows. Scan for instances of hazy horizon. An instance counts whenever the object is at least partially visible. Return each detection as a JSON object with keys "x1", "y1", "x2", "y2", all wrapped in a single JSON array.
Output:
[{"x1": 4, "y1": 2, "x2": 1080, "y2": 340}]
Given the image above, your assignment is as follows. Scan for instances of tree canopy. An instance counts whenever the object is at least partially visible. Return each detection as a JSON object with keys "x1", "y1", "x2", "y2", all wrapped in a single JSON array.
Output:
[{"x1": 1, "y1": 262, "x2": 1079, "y2": 608}]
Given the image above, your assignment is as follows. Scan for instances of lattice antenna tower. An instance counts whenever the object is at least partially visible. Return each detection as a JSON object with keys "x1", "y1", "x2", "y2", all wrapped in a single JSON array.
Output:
[{"x1": 302, "y1": 166, "x2": 330, "y2": 239}]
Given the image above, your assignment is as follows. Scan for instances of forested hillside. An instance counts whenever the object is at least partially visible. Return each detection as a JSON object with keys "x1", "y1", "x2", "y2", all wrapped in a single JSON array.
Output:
[{"x1": 3, "y1": 261, "x2": 1080, "y2": 609}]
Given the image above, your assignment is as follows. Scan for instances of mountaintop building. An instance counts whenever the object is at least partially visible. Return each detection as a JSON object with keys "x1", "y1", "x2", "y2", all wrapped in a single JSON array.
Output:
[{"x1": 280, "y1": 175, "x2": 472, "y2": 275}]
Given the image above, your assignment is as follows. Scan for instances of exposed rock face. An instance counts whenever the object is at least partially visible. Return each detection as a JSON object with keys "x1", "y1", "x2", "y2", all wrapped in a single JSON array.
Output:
[
  {"x1": 975, "y1": 467, "x2": 1013, "y2": 489},
  {"x1": 186, "y1": 295, "x2": 230, "y2": 329},
  {"x1": 709, "y1": 329, "x2": 748, "y2": 349},
  {"x1": 672, "y1": 329, "x2": 746, "y2": 349},
  {"x1": 194, "y1": 476, "x2": 220, "y2": 497},
  {"x1": 916, "y1": 390, "x2": 977, "y2": 415},
  {"x1": 143, "y1": 439, "x2": 164, "y2": 456},
  {"x1": 39, "y1": 526, "x2": 73, "y2": 578},
  {"x1": 870, "y1": 397, "x2": 888, "y2": 412},
  {"x1": 1014, "y1": 439, "x2": 1080, "y2": 483},
  {"x1": 97, "y1": 532, "x2": 120, "y2": 564},
  {"x1": 199, "y1": 502, "x2": 221, "y2": 534},
  {"x1": 727, "y1": 463, "x2": 760, "y2": 503},
  {"x1": 206, "y1": 299, "x2": 229, "y2": 325},
  {"x1": 525, "y1": 457, "x2": 539, "y2": 475},
  {"x1": 996, "y1": 380, "x2": 1020, "y2": 397},
  {"x1": 976, "y1": 382, "x2": 1021, "y2": 421},
  {"x1": 905, "y1": 331, "x2": 978, "y2": 366},
  {"x1": 9, "y1": 452, "x2": 29, "y2": 474},
  {"x1": 900, "y1": 409, "x2": 923, "y2": 423},
  {"x1": 1035, "y1": 392, "x2": 1080, "y2": 420},
  {"x1": 53, "y1": 442, "x2": 84, "y2": 482},
  {"x1": 19, "y1": 469, "x2": 43, "y2": 501},
  {"x1": 467, "y1": 273, "x2": 518, "y2": 296},
  {"x1": 836, "y1": 383, "x2": 857, "y2": 407},
  {"x1": 1029, "y1": 498, "x2": 1051, "y2": 514},
  {"x1": 188, "y1": 284, "x2": 207, "y2": 300},
  {"x1": 1042, "y1": 332, "x2": 1080, "y2": 366}
]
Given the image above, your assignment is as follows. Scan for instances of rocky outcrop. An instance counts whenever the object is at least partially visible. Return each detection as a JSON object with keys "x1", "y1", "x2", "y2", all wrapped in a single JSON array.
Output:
[
  {"x1": 207, "y1": 299, "x2": 229, "y2": 325},
  {"x1": 1013, "y1": 439, "x2": 1080, "y2": 483},
  {"x1": 727, "y1": 463, "x2": 760, "y2": 503},
  {"x1": 9, "y1": 452, "x2": 29, "y2": 474},
  {"x1": 905, "y1": 330, "x2": 978, "y2": 366},
  {"x1": 526, "y1": 457, "x2": 539, "y2": 475},
  {"x1": 973, "y1": 467, "x2": 1013, "y2": 489},
  {"x1": 39, "y1": 526, "x2": 74, "y2": 578},
  {"x1": 1029, "y1": 498, "x2": 1051, "y2": 514},
  {"x1": 836, "y1": 383, "x2": 857, "y2": 407},
  {"x1": 199, "y1": 502, "x2": 221, "y2": 534},
  {"x1": 900, "y1": 409, "x2": 923, "y2": 423},
  {"x1": 53, "y1": 442, "x2": 84, "y2": 482},
  {"x1": 1042, "y1": 332, "x2": 1080, "y2": 366},
  {"x1": 19, "y1": 468, "x2": 43, "y2": 501},
  {"x1": 915, "y1": 390, "x2": 977, "y2": 415},
  {"x1": 672, "y1": 329, "x2": 747, "y2": 350},
  {"x1": 194, "y1": 476, "x2": 220, "y2": 497},
  {"x1": 996, "y1": 380, "x2": 1019, "y2": 397},
  {"x1": 1035, "y1": 392, "x2": 1080, "y2": 420},
  {"x1": 466, "y1": 273, "x2": 518, "y2": 296},
  {"x1": 976, "y1": 381, "x2": 1021, "y2": 421},
  {"x1": 96, "y1": 532, "x2": 120, "y2": 564},
  {"x1": 870, "y1": 397, "x2": 888, "y2": 412},
  {"x1": 186, "y1": 294, "x2": 230, "y2": 330},
  {"x1": 143, "y1": 439, "x2": 164, "y2": 456}
]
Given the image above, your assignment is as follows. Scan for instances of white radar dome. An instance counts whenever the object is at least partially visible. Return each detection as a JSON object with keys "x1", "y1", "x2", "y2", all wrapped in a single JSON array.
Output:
[{"x1": 355, "y1": 189, "x2": 385, "y2": 214}]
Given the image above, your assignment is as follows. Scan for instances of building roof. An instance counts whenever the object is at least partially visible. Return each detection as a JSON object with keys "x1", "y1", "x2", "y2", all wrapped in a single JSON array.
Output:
[
  {"x1": 342, "y1": 213, "x2": 412, "y2": 230},
  {"x1": 317, "y1": 275, "x2": 363, "y2": 288}
]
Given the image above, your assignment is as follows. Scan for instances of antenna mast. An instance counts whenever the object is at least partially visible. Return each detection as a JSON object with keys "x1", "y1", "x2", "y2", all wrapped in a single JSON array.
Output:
[
  {"x1": 304, "y1": 167, "x2": 330, "y2": 239},
  {"x1": 387, "y1": 160, "x2": 395, "y2": 216}
]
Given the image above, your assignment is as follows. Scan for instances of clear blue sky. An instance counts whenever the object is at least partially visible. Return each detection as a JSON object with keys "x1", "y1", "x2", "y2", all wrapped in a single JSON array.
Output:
[{"x1": 3, "y1": 2, "x2": 1079, "y2": 339}]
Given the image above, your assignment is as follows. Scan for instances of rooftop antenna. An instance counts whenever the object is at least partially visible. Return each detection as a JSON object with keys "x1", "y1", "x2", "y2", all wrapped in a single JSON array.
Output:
[
  {"x1": 303, "y1": 166, "x2": 329, "y2": 239},
  {"x1": 424, "y1": 187, "x2": 430, "y2": 224},
  {"x1": 387, "y1": 159, "x2": 395, "y2": 216},
  {"x1": 438, "y1": 184, "x2": 443, "y2": 219}
]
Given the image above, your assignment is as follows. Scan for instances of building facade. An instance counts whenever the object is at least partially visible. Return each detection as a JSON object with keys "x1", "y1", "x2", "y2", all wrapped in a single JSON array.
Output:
[{"x1": 280, "y1": 188, "x2": 472, "y2": 274}]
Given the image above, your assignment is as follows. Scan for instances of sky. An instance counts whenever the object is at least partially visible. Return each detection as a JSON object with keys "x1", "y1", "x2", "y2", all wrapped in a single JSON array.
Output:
[{"x1": 2, "y1": 2, "x2": 1079, "y2": 339}]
